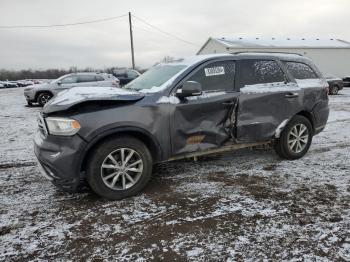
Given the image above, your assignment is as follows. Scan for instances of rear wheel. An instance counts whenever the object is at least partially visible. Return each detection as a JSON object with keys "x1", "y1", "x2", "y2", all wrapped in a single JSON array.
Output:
[
  {"x1": 87, "y1": 136, "x2": 153, "y2": 200},
  {"x1": 274, "y1": 115, "x2": 313, "y2": 160},
  {"x1": 37, "y1": 92, "x2": 52, "y2": 106},
  {"x1": 329, "y1": 85, "x2": 339, "y2": 95}
]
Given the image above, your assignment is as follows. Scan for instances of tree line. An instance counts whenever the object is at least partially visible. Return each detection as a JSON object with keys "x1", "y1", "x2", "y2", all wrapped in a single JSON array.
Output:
[{"x1": 0, "y1": 66, "x2": 146, "y2": 81}]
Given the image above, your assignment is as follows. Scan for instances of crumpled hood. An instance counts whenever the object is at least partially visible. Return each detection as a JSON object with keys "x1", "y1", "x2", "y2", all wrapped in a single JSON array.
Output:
[{"x1": 43, "y1": 86, "x2": 145, "y2": 114}]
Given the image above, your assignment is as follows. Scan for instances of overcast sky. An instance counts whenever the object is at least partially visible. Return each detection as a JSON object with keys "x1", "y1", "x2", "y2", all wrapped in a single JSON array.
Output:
[{"x1": 0, "y1": 0, "x2": 349, "y2": 70}]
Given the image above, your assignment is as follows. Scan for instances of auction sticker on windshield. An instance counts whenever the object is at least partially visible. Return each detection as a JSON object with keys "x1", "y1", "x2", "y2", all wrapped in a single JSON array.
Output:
[{"x1": 204, "y1": 66, "x2": 225, "y2": 76}]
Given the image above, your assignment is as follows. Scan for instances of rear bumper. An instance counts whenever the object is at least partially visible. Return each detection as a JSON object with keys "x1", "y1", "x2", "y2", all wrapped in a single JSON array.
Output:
[
  {"x1": 312, "y1": 100, "x2": 329, "y2": 135},
  {"x1": 34, "y1": 131, "x2": 88, "y2": 192}
]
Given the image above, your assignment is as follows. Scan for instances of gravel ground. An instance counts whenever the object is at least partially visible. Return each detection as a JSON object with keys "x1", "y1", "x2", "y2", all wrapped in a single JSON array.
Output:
[{"x1": 0, "y1": 87, "x2": 349, "y2": 261}]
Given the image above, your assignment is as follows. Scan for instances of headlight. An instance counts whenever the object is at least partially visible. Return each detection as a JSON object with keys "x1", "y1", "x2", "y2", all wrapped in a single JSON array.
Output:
[{"x1": 45, "y1": 117, "x2": 81, "y2": 136}]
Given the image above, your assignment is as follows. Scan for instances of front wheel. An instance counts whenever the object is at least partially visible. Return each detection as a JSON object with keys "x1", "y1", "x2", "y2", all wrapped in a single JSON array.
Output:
[
  {"x1": 87, "y1": 136, "x2": 153, "y2": 200},
  {"x1": 37, "y1": 92, "x2": 52, "y2": 106},
  {"x1": 274, "y1": 115, "x2": 313, "y2": 160}
]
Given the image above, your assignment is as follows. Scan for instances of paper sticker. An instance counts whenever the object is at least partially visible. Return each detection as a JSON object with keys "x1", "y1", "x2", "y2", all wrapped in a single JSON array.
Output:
[{"x1": 204, "y1": 66, "x2": 225, "y2": 77}]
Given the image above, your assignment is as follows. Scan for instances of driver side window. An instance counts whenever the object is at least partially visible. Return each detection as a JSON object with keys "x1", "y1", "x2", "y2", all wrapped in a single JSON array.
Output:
[{"x1": 187, "y1": 61, "x2": 236, "y2": 92}]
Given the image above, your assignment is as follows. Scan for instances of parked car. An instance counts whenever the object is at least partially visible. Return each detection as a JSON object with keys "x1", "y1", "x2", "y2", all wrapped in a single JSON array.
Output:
[
  {"x1": 325, "y1": 74, "x2": 343, "y2": 95},
  {"x1": 113, "y1": 68, "x2": 140, "y2": 85},
  {"x1": 24, "y1": 73, "x2": 120, "y2": 106},
  {"x1": 0, "y1": 81, "x2": 18, "y2": 88},
  {"x1": 343, "y1": 76, "x2": 350, "y2": 87},
  {"x1": 35, "y1": 53, "x2": 329, "y2": 200},
  {"x1": 16, "y1": 80, "x2": 35, "y2": 87},
  {"x1": 0, "y1": 83, "x2": 4, "y2": 88}
]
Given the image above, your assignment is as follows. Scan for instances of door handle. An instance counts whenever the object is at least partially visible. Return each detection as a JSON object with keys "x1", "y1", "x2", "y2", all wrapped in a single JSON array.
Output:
[{"x1": 285, "y1": 92, "x2": 299, "y2": 98}]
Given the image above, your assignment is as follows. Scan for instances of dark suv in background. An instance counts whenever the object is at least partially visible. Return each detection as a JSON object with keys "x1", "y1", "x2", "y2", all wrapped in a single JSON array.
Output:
[
  {"x1": 113, "y1": 68, "x2": 141, "y2": 86},
  {"x1": 35, "y1": 53, "x2": 329, "y2": 200}
]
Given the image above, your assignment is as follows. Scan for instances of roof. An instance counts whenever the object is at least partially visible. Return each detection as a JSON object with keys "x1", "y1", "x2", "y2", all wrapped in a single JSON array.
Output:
[{"x1": 204, "y1": 37, "x2": 350, "y2": 50}]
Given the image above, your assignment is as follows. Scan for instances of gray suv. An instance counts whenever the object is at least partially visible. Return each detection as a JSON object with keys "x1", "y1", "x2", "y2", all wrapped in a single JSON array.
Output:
[
  {"x1": 24, "y1": 72, "x2": 120, "y2": 106},
  {"x1": 34, "y1": 53, "x2": 329, "y2": 200}
]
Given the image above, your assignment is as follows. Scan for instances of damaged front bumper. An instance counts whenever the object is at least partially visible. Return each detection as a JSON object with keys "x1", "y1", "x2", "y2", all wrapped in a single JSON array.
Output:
[{"x1": 34, "y1": 130, "x2": 87, "y2": 192}]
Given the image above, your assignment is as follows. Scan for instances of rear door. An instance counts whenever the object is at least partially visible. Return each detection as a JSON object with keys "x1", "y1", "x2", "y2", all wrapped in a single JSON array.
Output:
[
  {"x1": 236, "y1": 59, "x2": 304, "y2": 142},
  {"x1": 170, "y1": 60, "x2": 239, "y2": 155}
]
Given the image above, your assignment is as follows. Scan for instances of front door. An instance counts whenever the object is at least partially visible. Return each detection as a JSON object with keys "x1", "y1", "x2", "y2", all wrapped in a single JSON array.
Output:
[
  {"x1": 236, "y1": 59, "x2": 304, "y2": 142},
  {"x1": 170, "y1": 60, "x2": 239, "y2": 156}
]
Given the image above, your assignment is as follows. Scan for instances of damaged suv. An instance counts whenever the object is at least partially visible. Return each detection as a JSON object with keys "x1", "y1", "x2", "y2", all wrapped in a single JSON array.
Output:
[{"x1": 35, "y1": 53, "x2": 329, "y2": 200}]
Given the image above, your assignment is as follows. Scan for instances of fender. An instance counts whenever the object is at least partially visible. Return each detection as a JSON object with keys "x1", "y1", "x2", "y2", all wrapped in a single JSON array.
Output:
[{"x1": 77, "y1": 125, "x2": 164, "y2": 173}]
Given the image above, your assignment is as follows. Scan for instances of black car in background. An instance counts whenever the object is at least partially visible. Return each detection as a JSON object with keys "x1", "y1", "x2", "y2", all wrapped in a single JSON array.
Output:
[
  {"x1": 113, "y1": 68, "x2": 141, "y2": 86},
  {"x1": 325, "y1": 74, "x2": 343, "y2": 95},
  {"x1": 343, "y1": 76, "x2": 350, "y2": 87}
]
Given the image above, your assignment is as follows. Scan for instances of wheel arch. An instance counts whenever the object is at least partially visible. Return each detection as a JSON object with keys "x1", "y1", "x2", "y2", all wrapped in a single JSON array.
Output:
[
  {"x1": 79, "y1": 127, "x2": 163, "y2": 173},
  {"x1": 295, "y1": 110, "x2": 315, "y2": 134}
]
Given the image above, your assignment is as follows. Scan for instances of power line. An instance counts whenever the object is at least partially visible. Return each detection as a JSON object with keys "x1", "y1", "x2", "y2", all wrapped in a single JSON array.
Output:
[
  {"x1": 132, "y1": 15, "x2": 200, "y2": 47},
  {"x1": 0, "y1": 14, "x2": 128, "y2": 29}
]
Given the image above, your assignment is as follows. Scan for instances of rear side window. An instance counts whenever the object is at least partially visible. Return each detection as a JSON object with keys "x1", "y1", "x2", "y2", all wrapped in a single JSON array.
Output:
[
  {"x1": 187, "y1": 61, "x2": 235, "y2": 92},
  {"x1": 237, "y1": 60, "x2": 285, "y2": 88},
  {"x1": 77, "y1": 75, "x2": 97, "y2": 83},
  {"x1": 285, "y1": 62, "x2": 317, "y2": 79}
]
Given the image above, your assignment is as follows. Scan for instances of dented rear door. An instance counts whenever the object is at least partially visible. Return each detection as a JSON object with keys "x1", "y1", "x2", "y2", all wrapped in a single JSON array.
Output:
[
  {"x1": 236, "y1": 59, "x2": 304, "y2": 142},
  {"x1": 170, "y1": 60, "x2": 239, "y2": 156}
]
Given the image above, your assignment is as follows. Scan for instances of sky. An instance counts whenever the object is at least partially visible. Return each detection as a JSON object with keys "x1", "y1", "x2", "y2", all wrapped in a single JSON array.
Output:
[{"x1": 0, "y1": 0, "x2": 349, "y2": 70}]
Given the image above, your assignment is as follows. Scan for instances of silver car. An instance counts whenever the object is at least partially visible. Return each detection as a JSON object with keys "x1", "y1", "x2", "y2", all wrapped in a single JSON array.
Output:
[{"x1": 24, "y1": 72, "x2": 120, "y2": 106}]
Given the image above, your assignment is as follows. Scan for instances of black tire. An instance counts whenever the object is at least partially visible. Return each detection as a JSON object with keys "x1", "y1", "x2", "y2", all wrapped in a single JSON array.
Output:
[
  {"x1": 87, "y1": 136, "x2": 153, "y2": 200},
  {"x1": 37, "y1": 92, "x2": 52, "y2": 106},
  {"x1": 329, "y1": 85, "x2": 339, "y2": 95},
  {"x1": 27, "y1": 101, "x2": 33, "y2": 106},
  {"x1": 274, "y1": 115, "x2": 313, "y2": 160}
]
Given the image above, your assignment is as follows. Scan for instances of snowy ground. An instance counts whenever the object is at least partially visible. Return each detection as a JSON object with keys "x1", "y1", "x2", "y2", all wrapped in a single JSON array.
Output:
[{"x1": 0, "y1": 87, "x2": 349, "y2": 261}]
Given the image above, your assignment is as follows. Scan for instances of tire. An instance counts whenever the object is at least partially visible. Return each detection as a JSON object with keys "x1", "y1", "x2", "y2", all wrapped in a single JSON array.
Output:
[
  {"x1": 87, "y1": 136, "x2": 153, "y2": 200},
  {"x1": 37, "y1": 92, "x2": 52, "y2": 106},
  {"x1": 274, "y1": 115, "x2": 313, "y2": 160},
  {"x1": 329, "y1": 85, "x2": 339, "y2": 95},
  {"x1": 27, "y1": 101, "x2": 33, "y2": 106}
]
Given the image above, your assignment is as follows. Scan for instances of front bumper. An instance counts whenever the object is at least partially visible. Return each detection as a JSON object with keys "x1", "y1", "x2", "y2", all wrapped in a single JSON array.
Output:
[
  {"x1": 34, "y1": 130, "x2": 88, "y2": 192},
  {"x1": 24, "y1": 90, "x2": 36, "y2": 102}
]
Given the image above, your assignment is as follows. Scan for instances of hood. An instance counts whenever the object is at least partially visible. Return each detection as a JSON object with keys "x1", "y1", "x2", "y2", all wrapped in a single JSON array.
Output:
[
  {"x1": 24, "y1": 83, "x2": 48, "y2": 91},
  {"x1": 43, "y1": 86, "x2": 145, "y2": 114}
]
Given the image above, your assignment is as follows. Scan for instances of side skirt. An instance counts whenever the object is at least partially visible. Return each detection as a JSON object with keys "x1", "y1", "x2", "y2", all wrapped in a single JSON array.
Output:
[{"x1": 167, "y1": 141, "x2": 270, "y2": 162}]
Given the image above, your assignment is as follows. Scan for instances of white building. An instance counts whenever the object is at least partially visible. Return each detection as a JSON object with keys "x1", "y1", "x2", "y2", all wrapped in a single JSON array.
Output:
[{"x1": 197, "y1": 37, "x2": 350, "y2": 77}]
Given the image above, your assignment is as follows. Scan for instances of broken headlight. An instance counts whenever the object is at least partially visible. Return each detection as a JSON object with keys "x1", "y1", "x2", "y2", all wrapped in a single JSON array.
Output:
[{"x1": 45, "y1": 117, "x2": 81, "y2": 136}]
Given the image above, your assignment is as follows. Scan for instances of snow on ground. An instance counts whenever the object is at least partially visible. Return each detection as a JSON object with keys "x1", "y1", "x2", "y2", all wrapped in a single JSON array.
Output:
[{"x1": 0, "y1": 87, "x2": 349, "y2": 261}]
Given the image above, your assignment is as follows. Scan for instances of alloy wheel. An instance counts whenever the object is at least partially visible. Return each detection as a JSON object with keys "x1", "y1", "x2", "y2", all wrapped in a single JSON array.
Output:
[
  {"x1": 40, "y1": 94, "x2": 51, "y2": 105},
  {"x1": 100, "y1": 148, "x2": 143, "y2": 190},
  {"x1": 287, "y1": 123, "x2": 309, "y2": 153}
]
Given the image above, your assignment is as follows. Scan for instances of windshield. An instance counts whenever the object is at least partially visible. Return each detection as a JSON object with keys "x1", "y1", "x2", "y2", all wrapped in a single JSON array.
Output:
[
  {"x1": 51, "y1": 75, "x2": 70, "y2": 83},
  {"x1": 124, "y1": 64, "x2": 186, "y2": 91}
]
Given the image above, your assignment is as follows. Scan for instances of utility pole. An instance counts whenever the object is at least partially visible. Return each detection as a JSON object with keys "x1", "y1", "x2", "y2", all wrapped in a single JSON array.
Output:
[{"x1": 128, "y1": 12, "x2": 135, "y2": 69}]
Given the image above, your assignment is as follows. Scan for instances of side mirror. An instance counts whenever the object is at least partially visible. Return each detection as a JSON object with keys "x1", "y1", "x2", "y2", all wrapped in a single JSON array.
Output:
[
  {"x1": 176, "y1": 81, "x2": 202, "y2": 98},
  {"x1": 57, "y1": 81, "x2": 62, "y2": 85}
]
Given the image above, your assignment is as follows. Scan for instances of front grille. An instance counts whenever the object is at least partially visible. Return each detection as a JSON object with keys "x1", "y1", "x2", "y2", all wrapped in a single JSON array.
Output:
[{"x1": 37, "y1": 114, "x2": 48, "y2": 136}]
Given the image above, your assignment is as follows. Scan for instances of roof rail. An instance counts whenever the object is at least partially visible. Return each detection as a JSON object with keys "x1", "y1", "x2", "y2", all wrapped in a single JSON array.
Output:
[{"x1": 231, "y1": 51, "x2": 303, "y2": 56}]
